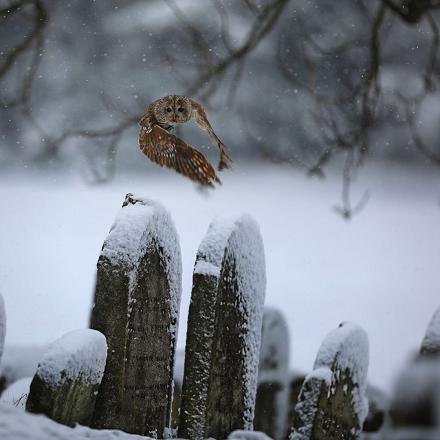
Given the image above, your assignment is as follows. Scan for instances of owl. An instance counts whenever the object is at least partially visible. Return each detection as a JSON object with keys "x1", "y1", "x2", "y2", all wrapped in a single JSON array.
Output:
[{"x1": 138, "y1": 95, "x2": 232, "y2": 187}]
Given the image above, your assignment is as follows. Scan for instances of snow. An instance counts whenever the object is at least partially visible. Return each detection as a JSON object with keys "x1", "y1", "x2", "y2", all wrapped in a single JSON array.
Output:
[
  {"x1": 193, "y1": 260, "x2": 220, "y2": 277},
  {"x1": 0, "y1": 400, "x2": 278, "y2": 440},
  {"x1": 0, "y1": 402, "x2": 154, "y2": 440},
  {"x1": 314, "y1": 322, "x2": 370, "y2": 425},
  {"x1": 228, "y1": 430, "x2": 274, "y2": 440},
  {"x1": 0, "y1": 345, "x2": 47, "y2": 389},
  {"x1": 290, "y1": 368, "x2": 332, "y2": 440},
  {"x1": 194, "y1": 214, "x2": 237, "y2": 277},
  {"x1": 421, "y1": 306, "x2": 440, "y2": 355},
  {"x1": 0, "y1": 293, "x2": 5, "y2": 362},
  {"x1": 0, "y1": 163, "x2": 439, "y2": 393},
  {"x1": 101, "y1": 194, "x2": 182, "y2": 337},
  {"x1": 306, "y1": 366, "x2": 333, "y2": 386},
  {"x1": 35, "y1": 329, "x2": 107, "y2": 388},
  {"x1": 222, "y1": 214, "x2": 266, "y2": 428},
  {"x1": 0, "y1": 377, "x2": 32, "y2": 409}
]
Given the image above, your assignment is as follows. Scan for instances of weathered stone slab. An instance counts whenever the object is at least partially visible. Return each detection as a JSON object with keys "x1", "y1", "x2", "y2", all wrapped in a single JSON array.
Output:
[
  {"x1": 390, "y1": 357, "x2": 440, "y2": 429},
  {"x1": 254, "y1": 308, "x2": 290, "y2": 440},
  {"x1": 90, "y1": 194, "x2": 182, "y2": 437},
  {"x1": 205, "y1": 215, "x2": 266, "y2": 439},
  {"x1": 179, "y1": 214, "x2": 266, "y2": 440},
  {"x1": 26, "y1": 329, "x2": 107, "y2": 427},
  {"x1": 291, "y1": 322, "x2": 369, "y2": 440}
]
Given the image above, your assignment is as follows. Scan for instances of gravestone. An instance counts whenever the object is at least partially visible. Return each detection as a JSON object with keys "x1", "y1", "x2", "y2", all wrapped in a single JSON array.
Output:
[
  {"x1": 421, "y1": 306, "x2": 440, "y2": 357},
  {"x1": 390, "y1": 357, "x2": 440, "y2": 429},
  {"x1": 291, "y1": 322, "x2": 369, "y2": 440},
  {"x1": 26, "y1": 329, "x2": 107, "y2": 427},
  {"x1": 179, "y1": 214, "x2": 266, "y2": 440},
  {"x1": 254, "y1": 308, "x2": 290, "y2": 440},
  {"x1": 90, "y1": 194, "x2": 182, "y2": 437}
]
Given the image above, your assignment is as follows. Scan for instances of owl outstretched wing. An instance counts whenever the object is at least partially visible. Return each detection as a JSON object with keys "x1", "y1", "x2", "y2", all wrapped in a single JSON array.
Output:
[
  {"x1": 139, "y1": 125, "x2": 221, "y2": 187},
  {"x1": 190, "y1": 99, "x2": 233, "y2": 171}
]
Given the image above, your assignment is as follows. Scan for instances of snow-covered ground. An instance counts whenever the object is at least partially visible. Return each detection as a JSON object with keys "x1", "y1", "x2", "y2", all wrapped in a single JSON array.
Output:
[{"x1": 0, "y1": 161, "x2": 439, "y2": 393}]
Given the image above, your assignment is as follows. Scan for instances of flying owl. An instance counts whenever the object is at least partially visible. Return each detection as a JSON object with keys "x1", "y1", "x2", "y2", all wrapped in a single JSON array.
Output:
[{"x1": 138, "y1": 95, "x2": 232, "y2": 187}]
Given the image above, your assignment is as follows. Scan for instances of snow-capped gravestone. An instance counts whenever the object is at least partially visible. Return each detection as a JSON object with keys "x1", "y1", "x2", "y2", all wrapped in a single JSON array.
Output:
[
  {"x1": 26, "y1": 329, "x2": 107, "y2": 427},
  {"x1": 421, "y1": 306, "x2": 440, "y2": 357},
  {"x1": 254, "y1": 308, "x2": 290, "y2": 440},
  {"x1": 90, "y1": 194, "x2": 182, "y2": 437},
  {"x1": 390, "y1": 357, "x2": 440, "y2": 428},
  {"x1": 291, "y1": 322, "x2": 369, "y2": 440},
  {"x1": 179, "y1": 214, "x2": 266, "y2": 440},
  {"x1": 0, "y1": 294, "x2": 5, "y2": 365}
]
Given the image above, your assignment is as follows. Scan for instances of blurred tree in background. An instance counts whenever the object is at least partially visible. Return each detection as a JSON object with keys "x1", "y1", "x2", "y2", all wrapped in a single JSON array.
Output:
[{"x1": 1, "y1": 0, "x2": 440, "y2": 215}]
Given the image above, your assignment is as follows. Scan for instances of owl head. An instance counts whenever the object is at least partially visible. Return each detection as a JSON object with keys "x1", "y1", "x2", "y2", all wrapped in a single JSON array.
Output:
[{"x1": 153, "y1": 95, "x2": 192, "y2": 125}]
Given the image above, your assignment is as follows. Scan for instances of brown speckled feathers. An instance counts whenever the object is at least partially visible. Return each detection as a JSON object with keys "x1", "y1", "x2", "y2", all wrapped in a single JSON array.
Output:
[
  {"x1": 139, "y1": 125, "x2": 221, "y2": 187},
  {"x1": 138, "y1": 95, "x2": 231, "y2": 187}
]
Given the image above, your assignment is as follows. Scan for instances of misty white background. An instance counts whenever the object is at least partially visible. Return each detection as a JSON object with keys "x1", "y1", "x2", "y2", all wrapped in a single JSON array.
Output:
[{"x1": 1, "y1": 161, "x2": 439, "y2": 393}]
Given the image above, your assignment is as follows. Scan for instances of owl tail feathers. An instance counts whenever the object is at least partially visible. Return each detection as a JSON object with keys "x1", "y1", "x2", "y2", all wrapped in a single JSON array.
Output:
[{"x1": 218, "y1": 149, "x2": 233, "y2": 171}]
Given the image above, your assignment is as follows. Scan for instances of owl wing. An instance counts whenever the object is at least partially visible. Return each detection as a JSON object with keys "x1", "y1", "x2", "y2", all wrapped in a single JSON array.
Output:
[
  {"x1": 190, "y1": 99, "x2": 233, "y2": 171},
  {"x1": 139, "y1": 125, "x2": 221, "y2": 187}
]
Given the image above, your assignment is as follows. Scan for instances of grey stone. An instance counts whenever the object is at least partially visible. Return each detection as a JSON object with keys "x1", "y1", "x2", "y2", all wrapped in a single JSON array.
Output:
[
  {"x1": 254, "y1": 308, "x2": 290, "y2": 440},
  {"x1": 179, "y1": 214, "x2": 266, "y2": 440},
  {"x1": 291, "y1": 322, "x2": 369, "y2": 440},
  {"x1": 26, "y1": 329, "x2": 107, "y2": 427},
  {"x1": 90, "y1": 194, "x2": 182, "y2": 437}
]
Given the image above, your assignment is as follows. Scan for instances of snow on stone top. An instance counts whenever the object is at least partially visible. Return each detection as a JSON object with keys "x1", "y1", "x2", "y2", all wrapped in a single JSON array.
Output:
[
  {"x1": 0, "y1": 293, "x2": 6, "y2": 363},
  {"x1": 35, "y1": 329, "x2": 107, "y2": 388},
  {"x1": 193, "y1": 214, "x2": 237, "y2": 277},
  {"x1": 0, "y1": 402, "x2": 154, "y2": 440},
  {"x1": 228, "y1": 429, "x2": 273, "y2": 440},
  {"x1": 101, "y1": 194, "x2": 182, "y2": 331},
  {"x1": 305, "y1": 366, "x2": 333, "y2": 386},
  {"x1": 222, "y1": 213, "x2": 266, "y2": 427},
  {"x1": 313, "y1": 321, "x2": 370, "y2": 424},
  {"x1": 258, "y1": 307, "x2": 289, "y2": 384},
  {"x1": 314, "y1": 322, "x2": 369, "y2": 387},
  {"x1": 291, "y1": 367, "x2": 333, "y2": 440},
  {"x1": 421, "y1": 306, "x2": 440, "y2": 355}
]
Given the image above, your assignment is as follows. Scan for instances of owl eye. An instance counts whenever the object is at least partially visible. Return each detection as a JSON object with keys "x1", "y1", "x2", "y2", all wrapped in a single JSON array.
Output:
[
  {"x1": 166, "y1": 107, "x2": 172, "y2": 113},
  {"x1": 178, "y1": 107, "x2": 185, "y2": 113}
]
